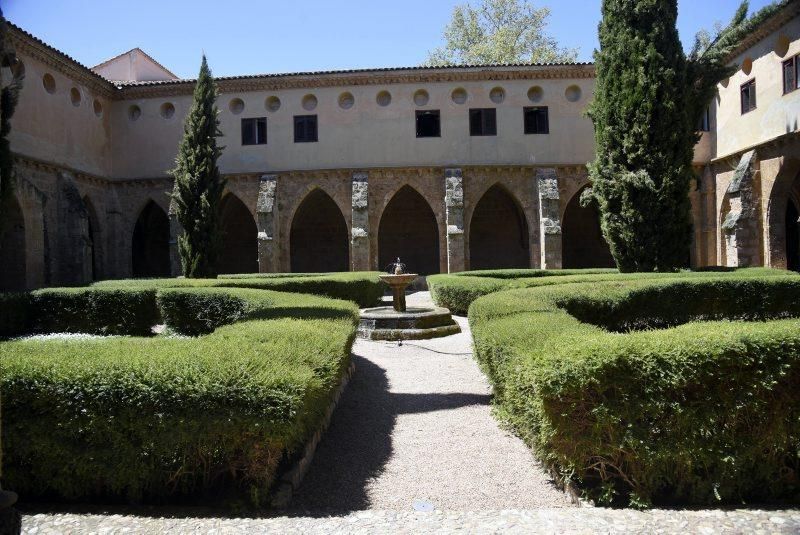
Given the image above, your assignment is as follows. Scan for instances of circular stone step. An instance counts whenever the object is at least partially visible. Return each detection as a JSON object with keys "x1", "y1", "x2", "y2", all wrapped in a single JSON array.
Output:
[{"x1": 358, "y1": 306, "x2": 461, "y2": 340}]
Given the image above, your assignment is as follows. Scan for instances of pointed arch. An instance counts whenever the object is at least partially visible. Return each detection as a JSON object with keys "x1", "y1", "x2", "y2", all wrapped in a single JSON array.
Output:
[
  {"x1": 0, "y1": 194, "x2": 27, "y2": 291},
  {"x1": 218, "y1": 193, "x2": 258, "y2": 274},
  {"x1": 562, "y1": 186, "x2": 615, "y2": 269},
  {"x1": 378, "y1": 185, "x2": 440, "y2": 275},
  {"x1": 290, "y1": 188, "x2": 349, "y2": 273},
  {"x1": 469, "y1": 183, "x2": 529, "y2": 270},
  {"x1": 766, "y1": 159, "x2": 800, "y2": 269},
  {"x1": 132, "y1": 200, "x2": 170, "y2": 277}
]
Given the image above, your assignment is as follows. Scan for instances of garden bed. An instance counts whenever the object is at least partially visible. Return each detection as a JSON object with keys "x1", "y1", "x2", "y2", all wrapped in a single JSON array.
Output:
[
  {"x1": 469, "y1": 273, "x2": 800, "y2": 507},
  {"x1": 0, "y1": 275, "x2": 373, "y2": 507}
]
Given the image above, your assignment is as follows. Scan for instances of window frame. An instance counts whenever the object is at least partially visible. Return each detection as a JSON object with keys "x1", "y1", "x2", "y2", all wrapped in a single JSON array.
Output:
[
  {"x1": 241, "y1": 117, "x2": 267, "y2": 146},
  {"x1": 293, "y1": 114, "x2": 318, "y2": 143},
  {"x1": 740, "y1": 79, "x2": 757, "y2": 115},
  {"x1": 415, "y1": 109, "x2": 441, "y2": 138},
  {"x1": 783, "y1": 55, "x2": 799, "y2": 95},
  {"x1": 469, "y1": 108, "x2": 497, "y2": 136},
  {"x1": 523, "y1": 106, "x2": 549, "y2": 135}
]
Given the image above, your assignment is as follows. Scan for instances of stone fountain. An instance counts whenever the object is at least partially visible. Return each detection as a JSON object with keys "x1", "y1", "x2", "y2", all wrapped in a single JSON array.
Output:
[{"x1": 358, "y1": 258, "x2": 460, "y2": 340}]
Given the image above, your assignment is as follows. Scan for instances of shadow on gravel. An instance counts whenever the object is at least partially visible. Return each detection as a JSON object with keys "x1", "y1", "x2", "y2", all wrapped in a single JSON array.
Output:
[{"x1": 288, "y1": 352, "x2": 491, "y2": 516}]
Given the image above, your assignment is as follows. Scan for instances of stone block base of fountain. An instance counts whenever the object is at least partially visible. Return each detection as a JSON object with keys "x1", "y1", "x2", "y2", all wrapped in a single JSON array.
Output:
[{"x1": 358, "y1": 306, "x2": 461, "y2": 340}]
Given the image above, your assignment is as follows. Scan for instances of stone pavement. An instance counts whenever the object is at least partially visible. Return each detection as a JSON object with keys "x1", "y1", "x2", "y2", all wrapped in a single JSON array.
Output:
[{"x1": 16, "y1": 292, "x2": 800, "y2": 533}]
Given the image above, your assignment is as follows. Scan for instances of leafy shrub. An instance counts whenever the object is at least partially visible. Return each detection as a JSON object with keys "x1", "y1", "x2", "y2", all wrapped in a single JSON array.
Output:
[
  {"x1": 430, "y1": 267, "x2": 795, "y2": 315},
  {"x1": 0, "y1": 286, "x2": 359, "y2": 506},
  {"x1": 470, "y1": 275, "x2": 800, "y2": 507},
  {"x1": 93, "y1": 271, "x2": 384, "y2": 308},
  {"x1": 0, "y1": 293, "x2": 31, "y2": 338},
  {"x1": 31, "y1": 288, "x2": 159, "y2": 336}
]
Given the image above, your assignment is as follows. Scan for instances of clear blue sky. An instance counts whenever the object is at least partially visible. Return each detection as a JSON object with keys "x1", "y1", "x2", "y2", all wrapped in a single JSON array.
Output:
[{"x1": 6, "y1": 0, "x2": 775, "y2": 79}]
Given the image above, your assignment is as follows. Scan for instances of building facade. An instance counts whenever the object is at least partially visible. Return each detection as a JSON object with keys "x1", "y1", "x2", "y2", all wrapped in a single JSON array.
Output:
[{"x1": 1, "y1": 2, "x2": 799, "y2": 290}]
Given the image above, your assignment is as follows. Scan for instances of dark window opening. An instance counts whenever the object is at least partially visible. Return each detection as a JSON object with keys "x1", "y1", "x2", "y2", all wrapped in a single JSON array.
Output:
[
  {"x1": 524, "y1": 106, "x2": 549, "y2": 134},
  {"x1": 415, "y1": 110, "x2": 441, "y2": 138},
  {"x1": 294, "y1": 115, "x2": 318, "y2": 143},
  {"x1": 469, "y1": 108, "x2": 497, "y2": 136},
  {"x1": 241, "y1": 117, "x2": 267, "y2": 145},
  {"x1": 783, "y1": 55, "x2": 799, "y2": 95},
  {"x1": 740, "y1": 79, "x2": 756, "y2": 114},
  {"x1": 697, "y1": 106, "x2": 710, "y2": 132}
]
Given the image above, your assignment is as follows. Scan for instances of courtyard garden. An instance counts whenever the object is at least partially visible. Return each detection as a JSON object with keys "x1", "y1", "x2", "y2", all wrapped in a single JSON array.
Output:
[
  {"x1": 0, "y1": 272, "x2": 383, "y2": 507},
  {"x1": 431, "y1": 268, "x2": 800, "y2": 507}
]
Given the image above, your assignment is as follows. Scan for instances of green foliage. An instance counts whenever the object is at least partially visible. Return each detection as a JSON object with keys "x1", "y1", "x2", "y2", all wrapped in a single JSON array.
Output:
[
  {"x1": 426, "y1": 0, "x2": 578, "y2": 66},
  {"x1": 170, "y1": 56, "x2": 226, "y2": 278},
  {"x1": 30, "y1": 288, "x2": 159, "y2": 336},
  {"x1": 93, "y1": 272, "x2": 385, "y2": 308},
  {"x1": 587, "y1": 0, "x2": 692, "y2": 271},
  {"x1": 587, "y1": 0, "x2": 787, "y2": 272},
  {"x1": 469, "y1": 276, "x2": 800, "y2": 506},
  {"x1": 0, "y1": 286, "x2": 359, "y2": 505},
  {"x1": 0, "y1": 8, "x2": 24, "y2": 224},
  {"x1": 0, "y1": 292, "x2": 31, "y2": 338},
  {"x1": 428, "y1": 267, "x2": 792, "y2": 315}
]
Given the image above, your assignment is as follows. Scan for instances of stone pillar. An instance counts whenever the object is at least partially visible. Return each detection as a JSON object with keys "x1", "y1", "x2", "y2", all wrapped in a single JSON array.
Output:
[
  {"x1": 351, "y1": 172, "x2": 370, "y2": 272},
  {"x1": 444, "y1": 168, "x2": 465, "y2": 273},
  {"x1": 56, "y1": 172, "x2": 92, "y2": 286},
  {"x1": 722, "y1": 150, "x2": 762, "y2": 267},
  {"x1": 536, "y1": 168, "x2": 562, "y2": 269},
  {"x1": 256, "y1": 174, "x2": 279, "y2": 273}
]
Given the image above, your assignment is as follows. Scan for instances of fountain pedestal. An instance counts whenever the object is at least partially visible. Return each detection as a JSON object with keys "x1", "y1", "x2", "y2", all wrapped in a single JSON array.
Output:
[{"x1": 358, "y1": 273, "x2": 461, "y2": 341}]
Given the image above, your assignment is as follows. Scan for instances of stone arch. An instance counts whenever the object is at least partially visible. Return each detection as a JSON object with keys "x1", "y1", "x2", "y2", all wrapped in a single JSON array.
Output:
[
  {"x1": 218, "y1": 193, "x2": 258, "y2": 274},
  {"x1": 0, "y1": 194, "x2": 27, "y2": 291},
  {"x1": 83, "y1": 196, "x2": 102, "y2": 280},
  {"x1": 561, "y1": 186, "x2": 615, "y2": 269},
  {"x1": 468, "y1": 183, "x2": 529, "y2": 270},
  {"x1": 766, "y1": 159, "x2": 800, "y2": 269},
  {"x1": 290, "y1": 188, "x2": 349, "y2": 273},
  {"x1": 132, "y1": 200, "x2": 170, "y2": 278},
  {"x1": 378, "y1": 185, "x2": 440, "y2": 275}
]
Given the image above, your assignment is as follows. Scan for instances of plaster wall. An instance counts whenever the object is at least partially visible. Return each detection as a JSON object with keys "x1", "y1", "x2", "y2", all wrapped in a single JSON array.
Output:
[
  {"x1": 716, "y1": 16, "x2": 800, "y2": 158},
  {"x1": 110, "y1": 78, "x2": 597, "y2": 179},
  {"x1": 9, "y1": 54, "x2": 111, "y2": 177}
]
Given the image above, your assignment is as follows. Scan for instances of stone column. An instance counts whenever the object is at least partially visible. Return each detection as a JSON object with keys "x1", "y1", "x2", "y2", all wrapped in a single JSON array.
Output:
[
  {"x1": 722, "y1": 150, "x2": 762, "y2": 267},
  {"x1": 536, "y1": 168, "x2": 562, "y2": 269},
  {"x1": 351, "y1": 172, "x2": 370, "y2": 272},
  {"x1": 445, "y1": 168, "x2": 465, "y2": 273},
  {"x1": 256, "y1": 174, "x2": 279, "y2": 273}
]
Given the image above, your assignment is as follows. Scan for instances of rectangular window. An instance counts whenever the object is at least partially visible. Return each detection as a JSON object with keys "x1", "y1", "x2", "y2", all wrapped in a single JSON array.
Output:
[
  {"x1": 524, "y1": 106, "x2": 549, "y2": 134},
  {"x1": 415, "y1": 110, "x2": 441, "y2": 138},
  {"x1": 783, "y1": 55, "x2": 799, "y2": 95},
  {"x1": 241, "y1": 117, "x2": 267, "y2": 145},
  {"x1": 469, "y1": 108, "x2": 497, "y2": 136},
  {"x1": 740, "y1": 79, "x2": 756, "y2": 114},
  {"x1": 697, "y1": 106, "x2": 710, "y2": 132},
  {"x1": 294, "y1": 115, "x2": 318, "y2": 143}
]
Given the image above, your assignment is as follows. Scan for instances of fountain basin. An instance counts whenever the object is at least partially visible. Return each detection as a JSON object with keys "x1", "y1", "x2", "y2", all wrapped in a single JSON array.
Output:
[
  {"x1": 358, "y1": 306, "x2": 461, "y2": 340},
  {"x1": 379, "y1": 273, "x2": 419, "y2": 312}
]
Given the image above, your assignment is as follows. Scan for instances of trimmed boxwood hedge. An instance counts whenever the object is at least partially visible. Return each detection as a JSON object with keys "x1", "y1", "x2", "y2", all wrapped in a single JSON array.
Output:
[
  {"x1": 92, "y1": 271, "x2": 385, "y2": 308},
  {"x1": 429, "y1": 267, "x2": 795, "y2": 315},
  {"x1": 0, "y1": 283, "x2": 360, "y2": 506},
  {"x1": 469, "y1": 274, "x2": 800, "y2": 507}
]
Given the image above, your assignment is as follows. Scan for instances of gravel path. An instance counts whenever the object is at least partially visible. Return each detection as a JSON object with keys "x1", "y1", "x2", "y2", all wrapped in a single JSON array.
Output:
[{"x1": 291, "y1": 291, "x2": 572, "y2": 512}]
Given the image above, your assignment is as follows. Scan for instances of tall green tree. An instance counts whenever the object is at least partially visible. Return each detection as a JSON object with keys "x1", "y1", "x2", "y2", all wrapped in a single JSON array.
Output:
[
  {"x1": 170, "y1": 56, "x2": 225, "y2": 278},
  {"x1": 0, "y1": 8, "x2": 24, "y2": 224},
  {"x1": 426, "y1": 0, "x2": 578, "y2": 66},
  {"x1": 586, "y1": 0, "x2": 786, "y2": 272}
]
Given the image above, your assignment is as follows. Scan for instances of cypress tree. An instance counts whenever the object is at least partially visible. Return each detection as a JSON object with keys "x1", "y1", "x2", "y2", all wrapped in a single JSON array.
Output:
[
  {"x1": 587, "y1": 0, "x2": 693, "y2": 272},
  {"x1": 170, "y1": 56, "x2": 225, "y2": 278},
  {"x1": 587, "y1": 0, "x2": 788, "y2": 272}
]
